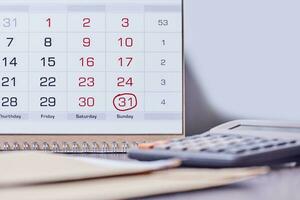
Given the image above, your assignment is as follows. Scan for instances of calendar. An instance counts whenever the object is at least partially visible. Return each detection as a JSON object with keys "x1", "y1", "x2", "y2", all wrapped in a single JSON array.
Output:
[{"x1": 0, "y1": 0, "x2": 183, "y2": 136}]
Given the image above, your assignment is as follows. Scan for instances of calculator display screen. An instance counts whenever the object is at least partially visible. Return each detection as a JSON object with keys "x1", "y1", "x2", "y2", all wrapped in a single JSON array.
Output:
[
  {"x1": 233, "y1": 125, "x2": 300, "y2": 134},
  {"x1": 0, "y1": 0, "x2": 183, "y2": 134}
]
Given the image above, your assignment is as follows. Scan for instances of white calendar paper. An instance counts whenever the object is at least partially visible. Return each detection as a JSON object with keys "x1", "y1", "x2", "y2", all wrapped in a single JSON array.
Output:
[{"x1": 0, "y1": 0, "x2": 183, "y2": 134}]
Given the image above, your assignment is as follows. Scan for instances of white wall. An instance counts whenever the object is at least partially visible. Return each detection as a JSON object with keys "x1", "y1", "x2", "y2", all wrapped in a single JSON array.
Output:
[{"x1": 185, "y1": 0, "x2": 300, "y2": 134}]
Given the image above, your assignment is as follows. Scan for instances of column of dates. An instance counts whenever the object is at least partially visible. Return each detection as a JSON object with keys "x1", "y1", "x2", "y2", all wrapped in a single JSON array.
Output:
[
  {"x1": 29, "y1": 8, "x2": 67, "y2": 120},
  {"x1": 67, "y1": 6, "x2": 106, "y2": 120},
  {"x1": 144, "y1": 6, "x2": 182, "y2": 120},
  {"x1": 106, "y1": 6, "x2": 145, "y2": 120},
  {"x1": 0, "y1": 7, "x2": 29, "y2": 120}
]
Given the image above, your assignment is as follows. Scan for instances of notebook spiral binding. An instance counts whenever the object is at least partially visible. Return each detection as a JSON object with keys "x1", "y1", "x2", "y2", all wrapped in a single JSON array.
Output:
[{"x1": 0, "y1": 141, "x2": 140, "y2": 153}]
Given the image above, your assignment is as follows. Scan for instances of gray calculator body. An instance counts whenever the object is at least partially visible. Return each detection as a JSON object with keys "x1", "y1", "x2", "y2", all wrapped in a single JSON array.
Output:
[
  {"x1": 128, "y1": 120, "x2": 300, "y2": 167},
  {"x1": 211, "y1": 120, "x2": 300, "y2": 140}
]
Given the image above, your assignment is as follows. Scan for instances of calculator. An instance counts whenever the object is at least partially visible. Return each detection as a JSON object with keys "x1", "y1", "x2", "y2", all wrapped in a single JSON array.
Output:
[{"x1": 128, "y1": 120, "x2": 300, "y2": 167}]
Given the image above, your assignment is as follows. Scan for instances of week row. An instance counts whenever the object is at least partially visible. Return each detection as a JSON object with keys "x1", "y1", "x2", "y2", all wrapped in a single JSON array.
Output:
[
  {"x1": 0, "y1": 72, "x2": 183, "y2": 92},
  {"x1": 0, "y1": 52, "x2": 182, "y2": 72},
  {"x1": 0, "y1": 33, "x2": 182, "y2": 52},
  {"x1": 0, "y1": 92, "x2": 182, "y2": 112}
]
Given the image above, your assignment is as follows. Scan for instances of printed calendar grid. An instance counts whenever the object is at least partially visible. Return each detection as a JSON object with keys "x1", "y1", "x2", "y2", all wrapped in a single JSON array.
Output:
[{"x1": 0, "y1": 3, "x2": 182, "y2": 121}]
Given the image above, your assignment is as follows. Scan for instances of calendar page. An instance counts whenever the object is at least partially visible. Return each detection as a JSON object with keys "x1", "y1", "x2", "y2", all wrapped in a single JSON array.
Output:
[{"x1": 0, "y1": 0, "x2": 183, "y2": 134}]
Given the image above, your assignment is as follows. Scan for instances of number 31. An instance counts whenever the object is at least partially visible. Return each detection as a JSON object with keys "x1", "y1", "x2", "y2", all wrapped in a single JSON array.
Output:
[{"x1": 2, "y1": 18, "x2": 17, "y2": 28}]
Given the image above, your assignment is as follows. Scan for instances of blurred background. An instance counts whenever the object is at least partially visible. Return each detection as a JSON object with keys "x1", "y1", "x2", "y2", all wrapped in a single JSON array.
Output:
[{"x1": 184, "y1": 0, "x2": 300, "y2": 134}]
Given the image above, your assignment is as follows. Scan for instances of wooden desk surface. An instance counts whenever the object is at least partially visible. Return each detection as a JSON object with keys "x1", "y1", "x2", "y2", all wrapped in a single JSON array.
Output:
[{"x1": 81, "y1": 154, "x2": 300, "y2": 200}]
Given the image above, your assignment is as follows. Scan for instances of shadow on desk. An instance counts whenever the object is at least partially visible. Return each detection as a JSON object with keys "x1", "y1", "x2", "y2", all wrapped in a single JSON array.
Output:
[
  {"x1": 141, "y1": 166, "x2": 300, "y2": 200},
  {"x1": 83, "y1": 154, "x2": 299, "y2": 200}
]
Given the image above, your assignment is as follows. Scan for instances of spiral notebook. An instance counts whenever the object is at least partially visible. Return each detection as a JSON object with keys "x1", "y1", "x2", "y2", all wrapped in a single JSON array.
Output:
[{"x1": 0, "y1": 0, "x2": 185, "y2": 152}]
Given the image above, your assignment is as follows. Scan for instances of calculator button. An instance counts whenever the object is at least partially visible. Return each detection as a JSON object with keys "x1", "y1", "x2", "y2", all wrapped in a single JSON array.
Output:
[
  {"x1": 272, "y1": 138, "x2": 279, "y2": 142},
  {"x1": 216, "y1": 148, "x2": 226, "y2": 153},
  {"x1": 198, "y1": 148, "x2": 208, "y2": 152},
  {"x1": 241, "y1": 138, "x2": 253, "y2": 143},
  {"x1": 187, "y1": 145, "x2": 206, "y2": 152},
  {"x1": 250, "y1": 146, "x2": 261, "y2": 151},
  {"x1": 170, "y1": 145, "x2": 188, "y2": 151},
  {"x1": 289, "y1": 140, "x2": 297, "y2": 144},
  {"x1": 245, "y1": 141, "x2": 257, "y2": 146},
  {"x1": 263, "y1": 144, "x2": 274, "y2": 148},
  {"x1": 231, "y1": 144, "x2": 244, "y2": 148},
  {"x1": 205, "y1": 147, "x2": 226, "y2": 153},
  {"x1": 276, "y1": 142, "x2": 287, "y2": 146},
  {"x1": 226, "y1": 148, "x2": 247, "y2": 154},
  {"x1": 259, "y1": 139, "x2": 269, "y2": 143},
  {"x1": 219, "y1": 134, "x2": 230, "y2": 138},
  {"x1": 228, "y1": 141, "x2": 237, "y2": 145}
]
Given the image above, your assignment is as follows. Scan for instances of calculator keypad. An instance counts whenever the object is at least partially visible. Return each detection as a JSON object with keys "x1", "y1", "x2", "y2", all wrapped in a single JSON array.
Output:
[{"x1": 153, "y1": 133, "x2": 299, "y2": 155}]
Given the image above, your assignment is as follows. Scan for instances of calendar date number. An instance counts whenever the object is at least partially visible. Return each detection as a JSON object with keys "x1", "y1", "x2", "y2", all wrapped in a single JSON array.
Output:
[
  {"x1": 113, "y1": 93, "x2": 137, "y2": 112},
  {"x1": 1, "y1": 97, "x2": 17, "y2": 107}
]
